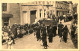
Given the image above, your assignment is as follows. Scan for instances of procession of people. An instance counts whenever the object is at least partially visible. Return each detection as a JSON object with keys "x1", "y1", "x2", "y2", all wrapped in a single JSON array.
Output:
[{"x1": 2, "y1": 14, "x2": 78, "y2": 49}]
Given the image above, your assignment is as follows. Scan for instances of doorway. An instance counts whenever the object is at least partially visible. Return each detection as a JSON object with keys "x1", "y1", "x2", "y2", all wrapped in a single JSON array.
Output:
[{"x1": 30, "y1": 10, "x2": 36, "y2": 24}]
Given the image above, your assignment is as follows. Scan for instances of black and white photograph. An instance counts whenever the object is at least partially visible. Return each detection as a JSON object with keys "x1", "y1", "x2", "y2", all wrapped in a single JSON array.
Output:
[{"x1": 2, "y1": 1, "x2": 78, "y2": 49}]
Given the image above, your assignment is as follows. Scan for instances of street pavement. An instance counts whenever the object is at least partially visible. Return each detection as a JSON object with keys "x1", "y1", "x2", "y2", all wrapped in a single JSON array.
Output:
[{"x1": 2, "y1": 20, "x2": 76, "y2": 49}]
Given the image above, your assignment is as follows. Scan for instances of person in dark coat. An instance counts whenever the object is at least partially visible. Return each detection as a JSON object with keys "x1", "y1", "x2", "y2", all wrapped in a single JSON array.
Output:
[
  {"x1": 58, "y1": 22, "x2": 64, "y2": 37},
  {"x1": 63, "y1": 25, "x2": 69, "y2": 43},
  {"x1": 41, "y1": 24, "x2": 47, "y2": 42},
  {"x1": 48, "y1": 26, "x2": 53, "y2": 43},
  {"x1": 52, "y1": 25, "x2": 57, "y2": 37},
  {"x1": 36, "y1": 25, "x2": 41, "y2": 41},
  {"x1": 43, "y1": 40, "x2": 48, "y2": 49},
  {"x1": 41, "y1": 24, "x2": 48, "y2": 49}
]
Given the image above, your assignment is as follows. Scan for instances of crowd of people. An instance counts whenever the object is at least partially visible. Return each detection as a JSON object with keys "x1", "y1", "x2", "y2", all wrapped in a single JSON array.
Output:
[
  {"x1": 70, "y1": 19, "x2": 78, "y2": 48},
  {"x1": 2, "y1": 24, "x2": 33, "y2": 49},
  {"x1": 33, "y1": 21, "x2": 70, "y2": 49},
  {"x1": 2, "y1": 15, "x2": 78, "y2": 49}
]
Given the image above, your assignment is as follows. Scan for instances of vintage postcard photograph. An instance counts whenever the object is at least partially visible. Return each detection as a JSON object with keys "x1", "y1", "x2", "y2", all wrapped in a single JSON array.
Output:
[{"x1": 1, "y1": 0, "x2": 79, "y2": 50}]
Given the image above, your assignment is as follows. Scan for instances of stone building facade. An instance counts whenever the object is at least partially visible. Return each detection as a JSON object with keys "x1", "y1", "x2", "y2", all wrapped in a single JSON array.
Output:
[
  {"x1": 2, "y1": 3, "x2": 20, "y2": 26},
  {"x1": 20, "y1": 1, "x2": 71, "y2": 25},
  {"x1": 20, "y1": 1, "x2": 54, "y2": 25},
  {"x1": 2, "y1": 1, "x2": 73, "y2": 26}
]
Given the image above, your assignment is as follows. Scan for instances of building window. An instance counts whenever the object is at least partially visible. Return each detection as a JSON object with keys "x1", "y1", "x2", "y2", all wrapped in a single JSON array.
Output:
[
  {"x1": 40, "y1": 9, "x2": 42, "y2": 18},
  {"x1": 2, "y1": 3, "x2": 7, "y2": 11}
]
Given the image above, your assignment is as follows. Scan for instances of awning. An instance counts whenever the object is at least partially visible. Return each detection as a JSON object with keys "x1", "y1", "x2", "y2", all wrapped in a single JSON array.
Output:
[{"x1": 2, "y1": 13, "x2": 13, "y2": 18}]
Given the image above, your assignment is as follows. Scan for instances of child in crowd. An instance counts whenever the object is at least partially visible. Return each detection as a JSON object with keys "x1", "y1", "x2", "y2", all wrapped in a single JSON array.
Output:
[{"x1": 7, "y1": 36, "x2": 13, "y2": 49}]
